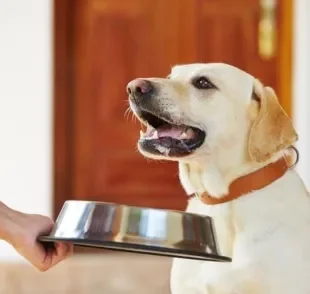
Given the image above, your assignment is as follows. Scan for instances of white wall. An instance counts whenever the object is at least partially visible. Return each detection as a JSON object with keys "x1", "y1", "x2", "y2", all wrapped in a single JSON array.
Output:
[
  {"x1": 0, "y1": 0, "x2": 53, "y2": 261},
  {"x1": 292, "y1": 0, "x2": 310, "y2": 191},
  {"x1": 0, "y1": 0, "x2": 309, "y2": 262}
]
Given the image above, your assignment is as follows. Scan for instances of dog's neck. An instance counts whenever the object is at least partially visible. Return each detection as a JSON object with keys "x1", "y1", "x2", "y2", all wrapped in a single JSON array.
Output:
[{"x1": 178, "y1": 149, "x2": 285, "y2": 199}]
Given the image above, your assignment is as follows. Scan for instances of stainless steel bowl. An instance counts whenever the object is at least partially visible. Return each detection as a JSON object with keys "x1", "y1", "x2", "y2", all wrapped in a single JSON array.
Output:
[{"x1": 39, "y1": 200, "x2": 231, "y2": 262}]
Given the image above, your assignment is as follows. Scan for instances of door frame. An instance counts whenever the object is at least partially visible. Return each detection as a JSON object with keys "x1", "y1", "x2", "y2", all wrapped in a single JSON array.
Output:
[
  {"x1": 52, "y1": 0, "x2": 293, "y2": 218},
  {"x1": 53, "y1": 0, "x2": 76, "y2": 217}
]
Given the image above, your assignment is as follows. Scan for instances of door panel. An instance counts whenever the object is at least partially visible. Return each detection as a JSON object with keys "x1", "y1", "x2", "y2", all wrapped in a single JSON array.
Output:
[
  {"x1": 196, "y1": 0, "x2": 277, "y2": 89},
  {"x1": 72, "y1": 0, "x2": 188, "y2": 210}
]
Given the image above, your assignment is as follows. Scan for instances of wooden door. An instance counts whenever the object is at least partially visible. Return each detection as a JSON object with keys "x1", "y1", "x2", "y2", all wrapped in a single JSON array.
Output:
[{"x1": 54, "y1": 0, "x2": 292, "y2": 216}]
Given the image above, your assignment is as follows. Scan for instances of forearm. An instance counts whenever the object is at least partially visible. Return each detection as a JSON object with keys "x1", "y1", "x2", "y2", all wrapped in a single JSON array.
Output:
[{"x1": 0, "y1": 201, "x2": 19, "y2": 243}]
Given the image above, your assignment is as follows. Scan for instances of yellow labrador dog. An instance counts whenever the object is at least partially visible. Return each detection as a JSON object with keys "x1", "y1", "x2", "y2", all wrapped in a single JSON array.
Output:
[{"x1": 127, "y1": 63, "x2": 310, "y2": 294}]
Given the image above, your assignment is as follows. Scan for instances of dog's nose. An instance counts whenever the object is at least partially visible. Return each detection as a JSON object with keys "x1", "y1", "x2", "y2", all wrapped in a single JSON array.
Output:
[{"x1": 127, "y1": 79, "x2": 153, "y2": 98}]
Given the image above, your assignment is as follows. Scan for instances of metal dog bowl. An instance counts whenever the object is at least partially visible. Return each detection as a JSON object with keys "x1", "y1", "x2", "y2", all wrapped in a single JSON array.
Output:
[{"x1": 39, "y1": 200, "x2": 231, "y2": 262}]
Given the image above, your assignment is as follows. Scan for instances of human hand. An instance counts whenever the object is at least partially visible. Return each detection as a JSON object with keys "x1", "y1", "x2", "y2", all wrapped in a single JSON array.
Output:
[{"x1": 0, "y1": 204, "x2": 73, "y2": 271}]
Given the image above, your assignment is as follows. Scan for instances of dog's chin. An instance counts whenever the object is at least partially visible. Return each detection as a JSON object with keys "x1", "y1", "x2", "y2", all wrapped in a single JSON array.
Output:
[{"x1": 135, "y1": 110, "x2": 206, "y2": 159}]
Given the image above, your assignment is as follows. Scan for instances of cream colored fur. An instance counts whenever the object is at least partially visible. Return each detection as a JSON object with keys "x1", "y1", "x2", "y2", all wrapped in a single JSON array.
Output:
[{"x1": 129, "y1": 63, "x2": 310, "y2": 294}]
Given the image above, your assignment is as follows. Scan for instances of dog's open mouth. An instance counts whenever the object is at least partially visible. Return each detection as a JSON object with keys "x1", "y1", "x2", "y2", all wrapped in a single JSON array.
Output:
[{"x1": 137, "y1": 110, "x2": 206, "y2": 157}]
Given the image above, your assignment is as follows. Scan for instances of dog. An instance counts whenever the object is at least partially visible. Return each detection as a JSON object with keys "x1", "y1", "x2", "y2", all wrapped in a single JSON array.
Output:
[{"x1": 127, "y1": 63, "x2": 310, "y2": 294}]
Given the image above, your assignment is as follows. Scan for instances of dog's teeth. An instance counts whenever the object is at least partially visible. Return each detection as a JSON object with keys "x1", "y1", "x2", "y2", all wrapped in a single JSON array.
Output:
[
  {"x1": 179, "y1": 128, "x2": 195, "y2": 140},
  {"x1": 144, "y1": 130, "x2": 158, "y2": 140},
  {"x1": 156, "y1": 145, "x2": 167, "y2": 154},
  {"x1": 152, "y1": 130, "x2": 159, "y2": 139},
  {"x1": 179, "y1": 131, "x2": 188, "y2": 139},
  {"x1": 146, "y1": 124, "x2": 152, "y2": 132},
  {"x1": 140, "y1": 130, "x2": 144, "y2": 137},
  {"x1": 186, "y1": 128, "x2": 195, "y2": 138},
  {"x1": 164, "y1": 148, "x2": 170, "y2": 156}
]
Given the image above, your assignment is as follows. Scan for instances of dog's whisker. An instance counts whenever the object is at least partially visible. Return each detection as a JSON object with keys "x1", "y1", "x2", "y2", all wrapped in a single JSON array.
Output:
[
  {"x1": 131, "y1": 112, "x2": 138, "y2": 123},
  {"x1": 124, "y1": 107, "x2": 130, "y2": 118},
  {"x1": 124, "y1": 107, "x2": 136, "y2": 123}
]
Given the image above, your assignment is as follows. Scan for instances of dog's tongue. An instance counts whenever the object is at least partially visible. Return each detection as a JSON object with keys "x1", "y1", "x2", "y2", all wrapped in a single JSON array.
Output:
[
  {"x1": 157, "y1": 124, "x2": 184, "y2": 138},
  {"x1": 142, "y1": 124, "x2": 196, "y2": 140}
]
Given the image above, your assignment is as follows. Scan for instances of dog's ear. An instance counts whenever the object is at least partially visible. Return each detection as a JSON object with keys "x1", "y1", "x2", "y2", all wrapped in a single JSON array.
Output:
[{"x1": 248, "y1": 80, "x2": 298, "y2": 163}]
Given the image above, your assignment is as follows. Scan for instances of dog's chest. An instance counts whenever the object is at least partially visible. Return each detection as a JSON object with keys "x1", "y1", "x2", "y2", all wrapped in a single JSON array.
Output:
[
  {"x1": 171, "y1": 172, "x2": 310, "y2": 293},
  {"x1": 186, "y1": 197, "x2": 234, "y2": 258},
  {"x1": 170, "y1": 198, "x2": 234, "y2": 293}
]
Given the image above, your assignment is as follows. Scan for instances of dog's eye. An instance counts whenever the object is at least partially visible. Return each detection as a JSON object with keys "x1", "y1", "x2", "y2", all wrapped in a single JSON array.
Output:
[{"x1": 192, "y1": 77, "x2": 214, "y2": 90}]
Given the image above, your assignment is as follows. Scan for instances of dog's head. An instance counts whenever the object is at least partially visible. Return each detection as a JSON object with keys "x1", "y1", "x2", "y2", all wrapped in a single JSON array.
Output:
[{"x1": 127, "y1": 63, "x2": 297, "y2": 164}]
